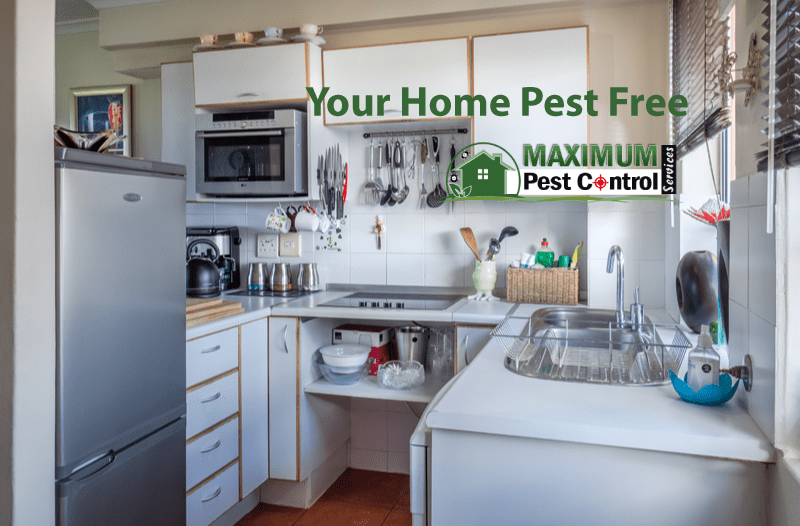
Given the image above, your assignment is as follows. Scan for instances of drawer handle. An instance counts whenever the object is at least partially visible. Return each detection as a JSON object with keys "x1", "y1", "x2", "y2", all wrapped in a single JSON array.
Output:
[
  {"x1": 200, "y1": 486, "x2": 222, "y2": 502},
  {"x1": 464, "y1": 334, "x2": 471, "y2": 366},
  {"x1": 200, "y1": 392, "x2": 221, "y2": 403},
  {"x1": 200, "y1": 439, "x2": 221, "y2": 454},
  {"x1": 282, "y1": 325, "x2": 289, "y2": 354},
  {"x1": 237, "y1": 92, "x2": 262, "y2": 98},
  {"x1": 200, "y1": 345, "x2": 221, "y2": 354}
]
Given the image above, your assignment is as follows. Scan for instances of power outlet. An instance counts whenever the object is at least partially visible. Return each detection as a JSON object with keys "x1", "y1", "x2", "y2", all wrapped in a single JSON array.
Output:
[
  {"x1": 257, "y1": 234, "x2": 278, "y2": 258},
  {"x1": 279, "y1": 232, "x2": 302, "y2": 257}
]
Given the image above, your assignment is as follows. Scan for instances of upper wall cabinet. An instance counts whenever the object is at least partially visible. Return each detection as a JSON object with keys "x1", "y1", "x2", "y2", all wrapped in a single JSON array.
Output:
[
  {"x1": 321, "y1": 37, "x2": 470, "y2": 125},
  {"x1": 472, "y1": 28, "x2": 588, "y2": 155},
  {"x1": 193, "y1": 43, "x2": 311, "y2": 107}
]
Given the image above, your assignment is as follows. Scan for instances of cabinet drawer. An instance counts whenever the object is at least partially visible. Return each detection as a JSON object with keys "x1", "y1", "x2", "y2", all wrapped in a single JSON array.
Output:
[
  {"x1": 186, "y1": 461, "x2": 239, "y2": 526},
  {"x1": 187, "y1": 372, "x2": 239, "y2": 439},
  {"x1": 187, "y1": 417, "x2": 239, "y2": 491},
  {"x1": 187, "y1": 328, "x2": 238, "y2": 387}
]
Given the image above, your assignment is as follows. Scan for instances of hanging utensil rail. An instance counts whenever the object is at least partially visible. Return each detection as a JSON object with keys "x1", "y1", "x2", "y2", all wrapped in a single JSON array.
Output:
[{"x1": 362, "y1": 128, "x2": 469, "y2": 139}]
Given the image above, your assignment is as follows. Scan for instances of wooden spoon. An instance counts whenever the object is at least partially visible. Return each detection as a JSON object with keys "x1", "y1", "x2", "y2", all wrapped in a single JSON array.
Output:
[{"x1": 460, "y1": 227, "x2": 482, "y2": 262}]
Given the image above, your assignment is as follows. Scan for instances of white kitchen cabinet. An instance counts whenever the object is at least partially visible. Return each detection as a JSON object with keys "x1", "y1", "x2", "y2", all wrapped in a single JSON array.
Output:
[
  {"x1": 473, "y1": 28, "x2": 588, "y2": 170},
  {"x1": 161, "y1": 62, "x2": 197, "y2": 201},
  {"x1": 268, "y1": 316, "x2": 349, "y2": 482},
  {"x1": 454, "y1": 324, "x2": 494, "y2": 373},
  {"x1": 186, "y1": 417, "x2": 239, "y2": 491},
  {"x1": 239, "y1": 317, "x2": 269, "y2": 497},
  {"x1": 193, "y1": 44, "x2": 310, "y2": 107},
  {"x1": 186, "y1": 461, "x2": 239, "y2": 526},
  {"x1": 186, "y1": 371, "x2": 239, "y2": 439},
  {"x1": 186, "y1": 327, "x2": 239, "y2": 387},
  {"x1": 322, "y1": 37, "x2": 470, "y2": 125}
]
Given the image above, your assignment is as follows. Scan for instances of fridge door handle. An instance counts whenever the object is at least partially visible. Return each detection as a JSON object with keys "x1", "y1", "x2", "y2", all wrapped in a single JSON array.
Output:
[
  {"x1": 200, "y1": 344, "x2": 221, "y2": 354},
  {"x1": 201, "y1": 486, "x2": 222, "y2": 502},
  {"x1": 200, "y1": 392, "x2": 221, "y2": 403},
  {"x1": 200, "y1": 439, "x2": 222, "y2": 454},
  {"x1": 72, "y1": 451, "x2": 115, "y2": 481}
]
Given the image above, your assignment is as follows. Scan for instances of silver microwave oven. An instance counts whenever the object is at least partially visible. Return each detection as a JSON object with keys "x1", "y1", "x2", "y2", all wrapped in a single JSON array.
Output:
[{"x1": 195, "y1": 109, "x2": 307, "y2": 197}]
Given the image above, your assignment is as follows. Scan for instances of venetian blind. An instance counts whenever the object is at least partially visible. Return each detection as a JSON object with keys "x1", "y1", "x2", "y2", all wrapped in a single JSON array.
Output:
[
  {"x1": 672, "y1": 0, "x2": 731, "y2": 159},
  {"x1": 756, "y1": 0, "x2": 800, "y2": 171}
]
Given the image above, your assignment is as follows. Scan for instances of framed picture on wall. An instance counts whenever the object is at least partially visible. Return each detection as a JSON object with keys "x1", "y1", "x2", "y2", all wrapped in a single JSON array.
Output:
[{"x1": 70, "y1": 85, "x2": 132, "y2": 156}]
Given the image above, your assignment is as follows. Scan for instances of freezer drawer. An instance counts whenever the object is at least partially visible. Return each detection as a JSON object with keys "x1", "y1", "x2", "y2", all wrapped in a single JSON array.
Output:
[
  {"x1": 186, "y1": 372, "x2": 239, "y2": 439},
  {"x1": 56, "y1": 418, "x2": 186, "y2": 526},
  {"x1": 187, "y1": 417, "x2": 239, "y2": 491},
  {"x1": 187, "y1": 328, "x2": 239, "y2": 387},
  {"x1": 187, "y1": 461, "x2": 240, "y2": 526}
]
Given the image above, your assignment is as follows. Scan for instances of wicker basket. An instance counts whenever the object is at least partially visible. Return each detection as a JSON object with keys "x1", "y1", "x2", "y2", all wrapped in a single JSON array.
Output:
[{"x1": 506, "y1": 267, "x2": 579, "y2": 305}]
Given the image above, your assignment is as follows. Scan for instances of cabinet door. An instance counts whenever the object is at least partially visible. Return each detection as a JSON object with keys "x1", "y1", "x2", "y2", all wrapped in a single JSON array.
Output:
[
  {"x1": 473, "y1": 28, "x2": 588, "y2": 172},
  {"x1": 240, "y1": 318, "x2": 269, "y2": 496},
  {"x1": 161, "y1": 62, "x2": 196, "y2": 201},
  {"x1": 268, "y1": 317, "x2": 299, "y2": 480},
  {"x1": 193, "y1": 44, "x2": 309, "y2": 107},
  {"x1": 455, "y1": 325, "x2": 494, "y2": 373},
  {"x1": 322, "y1": 37, "x2": 470, "y2": 124}
]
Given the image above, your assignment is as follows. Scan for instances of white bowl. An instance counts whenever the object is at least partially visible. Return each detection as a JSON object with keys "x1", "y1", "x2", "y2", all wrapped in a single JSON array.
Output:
[{"x1": 319, "y1": 344, "x2": 371, "y2": 368}]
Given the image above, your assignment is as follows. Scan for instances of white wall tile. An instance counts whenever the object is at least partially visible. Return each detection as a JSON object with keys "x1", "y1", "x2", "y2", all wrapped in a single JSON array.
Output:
[
  {"x1": 639, "y1": 212, "x2": 665, "y2": 261},
  {"x1": 749, "y1": 172, "x2": 768, "y2": 207},
  {"x1": 587, "y1": 258, "x2": 616, "y2": 309},
  {"x1": 314, "y1": 251, "x2": 350, "y2": 284},
  {"x1": 465, "y1": 213, "x2": 505, "y2": 260},
  {"x1": 589, "y1": 210, "x2": 640, "y2": 261},
  {"x1": 186, "y1": 214, "x2": 213, "y2": 227},
  {"x1": 748, "y1": 313, "x2": 776, "y2": 444},
  {"x1": 425, "y1": 254, "x2": 465, "y2": 287},
  {"x1": 464, "y1": 198, "x2": 506, "y2": 214},
  {"x1": 387, "y1": 254, "x2": 425, "y2": 286},
  {"x1": 729, "y1": 208, "x2": 749, "y2": 307},
  {"x1": 387, "y1": 452, "x2": 410, "y2": 475},
  {"x1": 727, "y1": 299, "x2": 749, "y2": 370},
  {"x1": 187, "y1": 202, "x2": 214, "y2": 214},
  {"x1": 387, "y1": 413, "x2": 420, "y2": 453},
  {"x1": 349, "y1": 253, "x2": 387, "y2": 285},
  {"x1": 386, "y1": 213, "x2": 425, "y2": 254},
  {"x1": 350, "y1": 213, "x2": 384, "y2": 253},
  {"x1": 215, "y1": 214, "x2": 246, "y2": 228},
  {"x1": 423, "y1": 212, "x2": 465, "y2": 254},
  {"x1": 350, "y1": 410, "x2": 387, "y2": 451},
  {"x1": 731, "y1": 177, "x2": 749, "y2": 208},
  {"x1": 749, "y1": 206, "x2": 776, "y2": 325},
  {"x1": 639, "y1": 260, "x2": 665, "y2": 308},
  {"x1": 214, "y1": 202, "x2": 246, "y2": 215},
  {"x1": 350, "y1": 449, "x2": 388, "y2": 472},
  {"x1": 503, "y1": 211, "x2": 548, "y2": 257}
]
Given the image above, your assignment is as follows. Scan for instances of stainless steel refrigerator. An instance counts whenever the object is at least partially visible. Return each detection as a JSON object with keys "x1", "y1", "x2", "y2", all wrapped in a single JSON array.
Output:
[{"x1": 54, "y1": 147, "x2": 187, "y2": 525}]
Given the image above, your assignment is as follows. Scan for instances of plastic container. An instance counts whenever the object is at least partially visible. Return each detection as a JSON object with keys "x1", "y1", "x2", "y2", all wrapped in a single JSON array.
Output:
[
  {"x1": 534, "y1": 238, "x2": 555, "y2": 268},
  {"x1": 377, "y1": 360, "x2": 425, "y2": 390},
  {"x1": 686, "y1": 325, "x2": 720, "y2": 392},
  {"x1": 319, "y1": 344, "x2": 371, "y2": 368},
  {"x1": 316, "y1": 354, "x2": 369, "y2": 385}
]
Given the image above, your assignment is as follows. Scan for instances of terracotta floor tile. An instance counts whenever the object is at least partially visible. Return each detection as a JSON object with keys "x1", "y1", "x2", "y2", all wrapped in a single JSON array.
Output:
[
  {"x1": 395, "y1": 484, "x2": 411, "y2": 511},
  {"x1": 319, "y1": 469, "x2": 408, "y2": 508},
  {"x1": 236, "y1": 503, "x2": 306, "y2": 525},
  {"x1": 383, "y1": 508, "x2": 413, "y2": 526},
  {"x1": 293, "y1": 499, "x2": 390, "y2": 526}
]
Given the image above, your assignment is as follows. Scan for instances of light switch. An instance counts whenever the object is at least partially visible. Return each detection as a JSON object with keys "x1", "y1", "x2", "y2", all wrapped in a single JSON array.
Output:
[{"x1": 279, "y1": 232, "x2": 302, "y2": 257}]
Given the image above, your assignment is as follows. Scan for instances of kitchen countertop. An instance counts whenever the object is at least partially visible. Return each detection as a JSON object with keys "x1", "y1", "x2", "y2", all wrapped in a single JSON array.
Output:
[
  {"x1": 185, "y1": 291, "x2": 294, "y2": 340},
  {"x1": 426, "y1": 308, "x2": 773, "y2": 463}
]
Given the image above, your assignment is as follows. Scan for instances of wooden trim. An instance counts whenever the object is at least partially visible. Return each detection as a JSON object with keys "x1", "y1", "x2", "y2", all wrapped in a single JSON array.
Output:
[
  {"x1": 295, "y1": 317, "x2": 301, "y2": 482},
  {"x1": 186, "y1": 324, "x2": 238, "y2": 343},
  {"x1": 186, "y1": 367, "x2": 238, "y2": 393},
  {"x1": 238, "y1": 325, "x2": 243, "y2": 501},
  {"x1": 186, "y1": 412, "x2": 239, "y2": 445},
  {"x1": 304, "y1": 42, "x2": 310, "y2": 90},
  {"x1": 239, "y1": 314, "x2": 270, "y2": 326},
  {"x1": 471, "y1": 24, "x2": 588, "y2": 41},
  {"x1": 195, "y1": 97, "x2": 308, "y2": 109},
  {"x1": 186, "y1": 458, "x2": 239, "y2": 497},
  {"x1": 324, "y1": 34, "x2": 469, "y2": 52}
]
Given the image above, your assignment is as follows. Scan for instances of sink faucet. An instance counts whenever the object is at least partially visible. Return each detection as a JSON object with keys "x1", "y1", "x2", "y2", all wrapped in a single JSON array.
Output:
[{"x1": 606, "y1": 245, "x2": 625, "y2": 326}]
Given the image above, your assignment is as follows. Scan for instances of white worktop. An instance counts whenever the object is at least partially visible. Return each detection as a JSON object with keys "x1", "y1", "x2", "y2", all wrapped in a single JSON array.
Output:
[
  {"x1": 426, "y1": 309, "x2": 773, "y2": 463},
  {"x1": 185, "y1": 292, "x2": 288, "y2": 340}
]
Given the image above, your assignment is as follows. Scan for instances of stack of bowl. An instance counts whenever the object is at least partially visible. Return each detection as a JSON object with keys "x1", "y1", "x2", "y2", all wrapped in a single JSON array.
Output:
[{"x1": 317, "y1": 344, "x2": 371, "y2": 385}]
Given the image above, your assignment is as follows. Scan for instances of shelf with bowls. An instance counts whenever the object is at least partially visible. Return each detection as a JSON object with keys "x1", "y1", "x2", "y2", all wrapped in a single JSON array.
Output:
[{"x1": 304, "y1": 373, "x2": 447, "y2": 403}]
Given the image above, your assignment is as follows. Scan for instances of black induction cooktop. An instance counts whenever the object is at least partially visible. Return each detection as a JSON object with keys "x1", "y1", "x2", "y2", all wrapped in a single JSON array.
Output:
[
  {"x1": 318, "y1": 292, "x2": 464, "y2": 310},
  {"x1": 228, "y1": 289, "x2": 317, "y2": 298}
]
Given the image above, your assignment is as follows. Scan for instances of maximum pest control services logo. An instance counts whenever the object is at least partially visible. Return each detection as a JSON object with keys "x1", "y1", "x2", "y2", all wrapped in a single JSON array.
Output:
[{"x1": 446, "y1": 142, "x2": 676, "y2": 200}]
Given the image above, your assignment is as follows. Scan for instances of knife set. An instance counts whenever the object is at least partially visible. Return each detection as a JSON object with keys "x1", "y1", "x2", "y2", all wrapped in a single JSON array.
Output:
[{"x1": 317, "y1": 143, "x2": 347, "y2": 225}]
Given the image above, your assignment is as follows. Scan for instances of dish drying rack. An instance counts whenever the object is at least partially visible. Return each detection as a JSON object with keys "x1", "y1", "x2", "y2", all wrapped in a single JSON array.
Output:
[{"x1": 492, "y1": 316, "x2": 692, "y2": 386}]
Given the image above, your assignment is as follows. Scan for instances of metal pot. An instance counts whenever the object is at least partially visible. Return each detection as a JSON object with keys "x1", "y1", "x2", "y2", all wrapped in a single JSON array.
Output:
[
  {"x1": 186, "y1": 239, "x2": 221, "y2": 298},
  {"x1": 392, "y1": 326, "x2": 430, "y2": 364}
]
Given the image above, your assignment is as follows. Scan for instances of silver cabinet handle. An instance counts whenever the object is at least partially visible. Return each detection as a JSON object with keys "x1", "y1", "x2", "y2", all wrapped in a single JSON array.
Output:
[
  {"x1": 200, "y1": 345, "x2": 221, "y2": 354},
  {"x1": 464, "y1": 334, "x2": 471, "y2": 366},
  {"x1": 201, "y1": 486, "x2": 222, "y2": 502},
  {"x1": 282, "y1": 325, "x2": 289, "y2": 354},
  {"x1": 237, "y1": 92, "x2": 262, "y2": 98},
  {"x1": 200, "y1": 439, "x2": 221, "y2": 453},
  {"x1": 200, "y1": 392, "x2": 221, "y2": 403}
]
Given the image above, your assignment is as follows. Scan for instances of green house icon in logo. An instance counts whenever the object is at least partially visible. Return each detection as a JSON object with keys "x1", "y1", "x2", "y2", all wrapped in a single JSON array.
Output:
[{"x1": 455, "y1": 150, "x2": 515, "y2": 198}]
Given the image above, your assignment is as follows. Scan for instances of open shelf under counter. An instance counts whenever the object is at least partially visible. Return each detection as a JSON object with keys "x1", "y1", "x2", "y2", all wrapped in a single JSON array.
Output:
[{"x1": 304, "y1": 374, "x2": 448, "y2": 403}]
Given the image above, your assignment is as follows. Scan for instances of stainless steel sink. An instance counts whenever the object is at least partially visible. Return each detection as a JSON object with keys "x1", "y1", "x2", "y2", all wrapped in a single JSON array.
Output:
[{"x1": 496, "y1": 308, "x2": 690, "y2": 386}]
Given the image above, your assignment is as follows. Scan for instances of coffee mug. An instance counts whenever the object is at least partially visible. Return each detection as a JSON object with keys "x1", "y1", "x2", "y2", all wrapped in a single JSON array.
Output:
[
  {"x1": 295, "y1": 207, "x2": 320, "y2": 232},
  {"x1": 264, "y1": 27, "x2": 283, "y2": 38},
  {"x1": 235, "y1": 31, "x2": 254, "y2": 43},
  {"x1": 265, "y1": 206, "x2": 289, "y2": 233},
  {"x1": 200, "y1": 34, "x2": 218, "y2": 46},
  {"x1": 300, "y1": 24, "x2": 323, "y2": 36}
]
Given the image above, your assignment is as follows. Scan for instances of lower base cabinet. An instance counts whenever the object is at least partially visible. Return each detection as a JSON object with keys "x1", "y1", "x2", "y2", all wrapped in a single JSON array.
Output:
[
  {"x1": 186, "y1": 461, "x2": 240, "y2": 526},
  {"x1": 455, "y1": 324, "x2": 494, "y2": 373}
]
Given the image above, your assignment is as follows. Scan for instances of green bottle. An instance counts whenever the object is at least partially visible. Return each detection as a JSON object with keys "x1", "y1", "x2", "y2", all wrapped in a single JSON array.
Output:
[{"x1": 535, "y1": 238, "x2": 555, "y2": 268}]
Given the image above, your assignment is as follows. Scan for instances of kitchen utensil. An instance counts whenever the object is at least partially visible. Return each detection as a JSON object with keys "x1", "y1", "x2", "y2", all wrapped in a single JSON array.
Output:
[
  {"x1": 419, "y1": 138, "x2": 428, "y2": 208},
  {"x1": 460, "y1": 227, "x2": 482, "y2": 262},
  {"x1": 186, "y1": 239, "x2": 221, "y2": 298},
  {"x1": 270, "y1": 262, "x2": 293, "y2": 291},
  {"x1": 318, "y1": 155, "x2": 324, "y2": 202},
  {"x1": 485, "y1": 238, "x2": 501, "y2": 260},
  {"x1": 391, "y1": 141, "x2": 409, "y2": 204},
  {"x1": 392, "y1": 326, "x2": 430, "y2": 364},
  {"x1": 498, "y1": 226, "x2": 519, "y2": 243},
  {"x1": 297, "y1": 262, "x2": 320, "y2": 291},
  {"x1": 364, "y1": 143, "x2": 376, "y2": 204},
  {"x1": 377, "y1": 360, "x2": 425, "y2": 389},
  {"x1": 374, "y1": 142, "x2": 384, "y2": 191},
  {"x1": 449, "y1": 139, "x2": 457, "y2": 212},
  {"x1": 570, "y1": 241, "x2": 584, "y2": 269},
  {"x1": 248, "y1": 262, "x2": 268, "y2": 290},
  {"x1": 427, "y1": 136, "x2": 447, "y2": 208},
  {"x1": 319, "y1": 344, "x2": 371, "y2": 367}
]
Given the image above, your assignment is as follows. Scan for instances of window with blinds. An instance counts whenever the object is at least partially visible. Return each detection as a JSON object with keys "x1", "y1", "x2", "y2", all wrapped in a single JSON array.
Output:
[
  {"x1": 757, "y1": 0, "x2": 800, "y2": 172},
  {"x1": 671, "y1": 0, "x2": 731, "y2": 159}
]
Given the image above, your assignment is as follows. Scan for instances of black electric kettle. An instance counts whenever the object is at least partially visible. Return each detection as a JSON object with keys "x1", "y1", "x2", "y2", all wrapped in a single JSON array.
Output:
[{"x1": 186, "y1": 239, "x2": 221, "y2": 298}]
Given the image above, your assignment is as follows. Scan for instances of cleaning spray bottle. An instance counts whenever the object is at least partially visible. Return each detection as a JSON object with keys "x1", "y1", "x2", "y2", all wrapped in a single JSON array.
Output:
[{"x1": 686, "y1": 325, "x2": 720, "y2": 392}]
